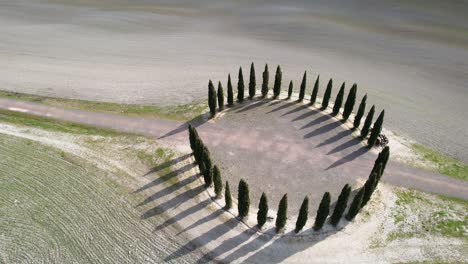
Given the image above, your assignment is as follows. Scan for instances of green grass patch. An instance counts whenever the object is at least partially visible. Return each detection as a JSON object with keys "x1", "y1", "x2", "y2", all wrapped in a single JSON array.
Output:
[
  {"x1": 0, "y1": 90, "x2": 207, "y2": 121},
  {"x1": 411, "y1": 143, "x2": 468, "y2": 181}
]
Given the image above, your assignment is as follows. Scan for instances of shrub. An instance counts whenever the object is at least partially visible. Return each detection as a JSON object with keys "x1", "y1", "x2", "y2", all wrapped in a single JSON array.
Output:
[
  {"x1": 295, "y1": 196, "x2": 309, "y2": 233},
  {"x1": 332, "y1": 82, "x2": 345, "y2": 116},
  {"x1": 213, "y1": 165, "x2": 223, "y2": 198},
  {"x1": 360, "y1": 105, "x2": 375, "y2": 139},
  {"x1": 237, "y1": 67, "x2": 245, "y2": 102},
  {"x1": 227, "y1": 74, "x2": 234, "y2": 106},
  {"x1": 257, "y1": 192, "x2": 268, "y2": 229},
  {"x1": 238, "y1": 179, "x2": 250, "y2": 218},
  {"x1": 217, "y1": 81, "x2": 224, "y2": 110},
  {"x1": 287, "y1": 81, "x2": 293, "y2": 99},
  {"x1": 273, "y1": 65, "x2": 282, "y2": 98},
  {"x1": 330, "y1": 184, "x2": 351, "y2": 227},
  {"x1": 310, "y1": 75, "x2": 319, "y2": 105},
  {"x1": 225, "y1": 181, "x2": 232, "y2": 210},
  {"x1": 321, "y1": 79, "x2": 333, "y2": 110},
  {"x1": 249, "y1": 62, "x2": 256, "y2": 99},
  {"x1": 353, "y1": 94, "x2": 367, "y2": 129},
  {"x1": 208, "y1": 80, "x2": 217, "y2": 117},
  {"x1": 367, "y1": 110, "x2": 385, "y2": 148},
  {"x1": 276, "y1": 194, "x2": 288, "y2": 232},
  {"x1": 313, "y1": 192, "x2": 331, "y2": 231},
  {"x1": 342, "y1": 83, "x2": 357, "y2": 121},
  {"x1": 345, "y1": 188, "x2": 364, "y2": 221},
  {"x1": 261, "y1": 64, "x2": 269, "y2": 97},
  {"x1": 298, "y1": 71, "x2": 307, "y2": 101}
]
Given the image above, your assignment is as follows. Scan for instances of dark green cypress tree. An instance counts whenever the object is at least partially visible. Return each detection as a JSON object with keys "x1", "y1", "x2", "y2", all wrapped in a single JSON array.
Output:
[
  {"x1": 353, "y1": 94, "x2": 367, "y2": 129},
  {"x1": 225, "y1": 181, "x2": 232, "y2": 210},
  {"x1": 342, "y1": 83, "x2": 357, "y2": 121},
  {"x1": 237, "y1": 67, "x2": 245, "y2": 102},
  {"x1": 196, "y1": 140, "x2": 205, "y2": 170},
  {"x1": 330, "y1": 184, "x2": 352, "y2": 227},
  {"x1": 360, "y1": 105, "x2": 375, "y2": 139},
  {"x1": 345, "y1": 188, "x2": 364, "y2": 221},
  {"x1": 217, "y1": 81, "x2": 224, "y2": 111},
  {"x1": 367, "y1": 110, "x2": 385, "y2": 148},
  {"x1": 238, "y1": 179, "x2": 250, "y2": 218},
  {"x1": 249, "y1": 62, "x2": 256, "y2": 99},
  {"x1": 208, "y1": 80, "x2": 217, "y2": 117},
  {"x1": 273, "y1": 65, "x2": 282, "y2": 99},
  {"x1": 227, "y1": 74, "x2": 234, "y2": 106},
  {"x1": 321, "y1": 79, "x2": 333, "y2": 110},
  {"x1": 361, "y1": 172, "x2": 378, "y2": 208},
  {"x1": 332, "y1": 82, "x2": 345, "y2": 116},
  {"x1": 287, "y1": 81, "x2": 293, "y2": 99},
  {"x1": 298, "y1": 71, "x2": 307, "y2": 101},
  {"x1": 203, "y1": 151, "x2": 213, "y2": 187},
  {"x1": 310, "y1": 75, "x2": 319, "y2": 105},
  {"x1": 261, "y1": 64, "x2": 269, "y2": 97},
  {"x1": 257, "y1": 192, "x2": 268, "y2": 229},
  {"x1": 373, "y1": 163, "x2": 384, "y2": 186},
  {"x1": 275, "y1": 194, "x2": 288, "y2": 232},
  {"x1": 381, "y1": 146, "x2": 390, "y2": 176},
  {"x1": 213, "y1": 165, "x2": 223, "y2": 198},
  {"x1": 188, "y1": 125, "x2": 195, "y2": 152},
  {"x1": 313, "y1": 192, "x2": 331, "y2": 231},
  {"x1": 295, "y1": 196, "x2": 309, "y2": 233}
]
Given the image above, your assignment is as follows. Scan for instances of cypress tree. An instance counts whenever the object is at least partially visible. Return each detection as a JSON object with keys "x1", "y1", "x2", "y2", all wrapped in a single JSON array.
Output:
[
  {"x1": 360, "y1": 105, "x2": 375, "y2": 139},
  {"x1": 342, "y1": 83, "x2": 357, "y2": 121},
  {"x1": 196, "y1": 143, "x2": 205, "y2": 173},
  {"x1": 313, "y1": 192, "x2": 331, "y2": 231},
  {"x1": 202, "y1": 150, "x2": 213, "y2": 187},
  {"x1": 287, "y1": 81, "x2": 293, "y2": 99},
  {"x1": 330, "y1": 184, "x2": 352, "y2": 227},
  {"x1": 188, "y1": 125, "x2": 196, "y2": 152},
  {"x1": 367, "y1": 110, "x2": 385, "y2": 148},
  {"x1": 310, "y1": 75, "x2": 319, "y2": 105},
  {"x1": 381, "y1": 146, "x2": 390, "y2": 176},
  {"x1": 361, "y1": 172, "x2": 378, "y2": 208},
  {"x1": 238, "y1": 179, "x2": 250, "y2": 218},
  {"x1": 261, "y1": 64, "x2": 269, "y2": 97},
  {"x1": 224, "y1": 181, "x2": 232, "y2": 210},
  {"x1": 275, "y1": 194, "x2": 288, "y2": 232},
  {"x1": 227, "y1": 74, "x2": 234, "y2": 106},
  {"x1": 237, "y1": 67, "x2": 245, "y2": 102},
  {"x1": 321, "y1": 79, "x2": 332, "y2": 110},
  {"x1": 353, "y1": 94, "x2": 367, "y2": 129},
  {"x1": 295, "y1": 196, "x2": 309, "y2": 233},
  {"x1": 217, "y1": 81, "x2": 224, "y2": 111},
  {"x1": 249, "y1": 62, "x2": 256, "y2": 99},
  {"x1": 298, "y1": 71, "x2": 307, "y2": 101},
  {"x1": 257, "y1": 192, "x2": 268, "y2": 229},
  {"x1": 213, "y1": 165, "x2": 223, "y2": 198},
  {"x1": 345, "y1": 188, "x2": 364, "y2": 221},
  {"x1": 208, "y1": 80, "x2": 217, "y2": 117},
  {"x1": 332, "y1": 82, "x2": 345, "y2": 116},
  {"x1": 273, "y1": 65, "x2": 282, "y2": 99}
]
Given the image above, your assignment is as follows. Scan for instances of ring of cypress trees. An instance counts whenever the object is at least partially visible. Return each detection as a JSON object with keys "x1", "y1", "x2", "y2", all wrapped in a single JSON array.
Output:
[
  {"x1": 208, "y1": 80, "x2": 217, "y2": 117},
  {"x1": 237, "y1": 67, "x2": 245, "y2": 102},
  {"x1": 213, "y1": 165, "x2": 223, "y2": 198},
  {"x1": 330, "y1": 184, "x2": 351, "y2": 227},
  {"x1": 224, "y1": 181, "x2": 232, "y2": 210},
  {"x1": 360, "y1": 105, "x2": 375, "y2": 139},
  {"x1": 353, "y1": 94, "x2": 367, "y2": 129},
  {"x1": 310, "y1": 75, "x2": 319, "y2": 105},
  {"x1": 217, "y1": 81, "x2": 224, "y2": 111},
  {"x1": 345, "y1": 188, "x2": 364, "y2": 221},
  {"x1": 273, "y1": 65, "x2": 282, "y2": 99},
  {"x1": 276, "y1": 194, "x2": 288, "y2": 233},
  {"x1": 321, "y1": 79, "x2": 333, "y2": 110},
  {"x1": 257, "y1": 192, "x2": 269, "y2": 229},
  {"x1": 342, "y1": 83, "x2": 357, "y2": 121},
  {"x1": 227, "y1": 74, "x2": 234, "y2": 106},
  {"x1": 298, "y1": 71, "x2": 307, "y2": 101},
  {"x1": 238, "y1": 179, "x2": 250, "y2": 219},
  {"x1": 261, "y1": 64, "x2": 269, "y2": 98},
  {"x1": 367, "y1": 110, "x2": 385, "y2": 148},
  {"x1": 287, "y1": 81, "x2": 293, "y2": 99},
  {"x1": 295, "y1": 196, "x2": 309, "y2": 233},
  {"x1": 249, "y1": 62, "x2": 256, "y2": 99},
  {"x1": 332, "y1": 82, "x2": 345, "y2": 116},
  {"x1": 313, "y1": 192, "x2": 331, "y2": 231}
]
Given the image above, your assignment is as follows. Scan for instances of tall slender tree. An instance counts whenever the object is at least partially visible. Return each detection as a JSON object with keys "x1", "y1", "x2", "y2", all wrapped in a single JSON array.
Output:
[
  {"x1": 276, "y1": 194, "x2": 288, "y2": 232},
  {"x1": 227, "y1": 74, "x2": 234, "y2": 106},
  {"x1": 313, "y1": 192, "x2": 331, "y2": 231},
  {"x1": 360, "y1": 105, "x2": 375, "y2": 139},
  {"x1": 257, "y1": 192, "x2": 268, "y2": 229},
  {"x1": 381, "y1": 146, "x2": 390, "y2": 176},
  {"x1": 342, "y1": 83, "x2": 357, "y2": 120},
  {"x1": 237, "y1": 67, "x2": 245, "y2": 102},
  {"x1": 345, "y1": 188, "x2": 364, "y2": 221},
  {"x1": 321, "y1": 79, "x2": 333, "y2": 110},
  {"x1": 367, "y1": 110, "x2": 385, "y2": 148},
  {"x1": 273, "y1": 65, "x2": 282, "y2": 98},
  {"x1": 287, "y1": 81, "x2": 293, "y2": 99},
  {"x1": 295, "y1": 196, "x2": 309, "y2": 233},
  {"x1": 261, "y1": 64, "x2": 269, "y2": 97},
  {"x1": 238, "y1": 179, "x2": 250, "y2": 218},
  {"x1": 208, "y1": 80, "x2": 217, "y2": 117},
  {"x1": 298, "y1": 71, "x2": 307, "y2": 101},
  {"x1": 224, "y1": 181, "x2": 232, "y2": 210},
  {"x1": 330, "y1": 184, "x2": 352, "y2": 227},
  {"x1": 361, "y1": 172, "x2": 378, "y2": 208},
  {"x1": 353, "y1": 94, "x2": 367, "y2": 129},
  {"x1": 332, "y1": 82, "x2": 345, "y2": 116},
  {"x1": 202, "y1": 150, "x2": 213, "y2": 187},
  {"x1": 310, "y1": 75, "x2": 319, "y2": 105},
  {"x1": 217, "y1": 81, "x2": 224, "y2": 110},
  {"x1": 249, "y1": 62, "x2": 256, "y2": 99},
  {"x1": 213, "y1": 165, "x2": 223, "y2": 198}
]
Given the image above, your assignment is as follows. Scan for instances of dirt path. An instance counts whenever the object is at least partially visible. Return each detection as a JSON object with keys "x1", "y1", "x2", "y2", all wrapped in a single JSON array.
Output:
[{"x1": 0, "y1": 97, "x2": 466, "y2": 201}]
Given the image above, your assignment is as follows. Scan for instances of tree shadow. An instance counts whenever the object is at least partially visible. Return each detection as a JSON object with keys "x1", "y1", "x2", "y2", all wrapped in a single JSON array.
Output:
[
  {"x1": 326, "y1": 146, "x2": 369, "y2": 170},
  {"x1": 158, "y1": 113, "x2": 209, "y2": 140},
  {"x1": 327, "y1": 137, "x2": 362, "y2": 155},
  {"x1": 292, "y1": 108, "x2": 319, "y2": 121},
  {"x1": 300, "y1": 114, "x2": 332, "y2": 130},
  {"x1": 281, "y1": 104, "x2": 310, "y2": 117},
  {"x1": 236, "y1": 99, "x2": 270, "y2": 113},
  {"x1": 142, "y1": 153, "x2": 192, "y2": 177},
  {"x1": 155, "y1": 198, "x2": 213, "y2": 232},
  {"x1": 266, "y1": 100, "x2": 297, "y2": 114},
  {"x1": 176, "y1": 206, "x2": 225, "y2": 235},
  {"x1": 303, "y1": 120, "x2": 342, "y2": 139},
  {"x1": 316, "y1": 130, "x2": 353, "y2": 148},
  {"x1": 137, "y1": 162, "x2": 196, "y2": 193}
]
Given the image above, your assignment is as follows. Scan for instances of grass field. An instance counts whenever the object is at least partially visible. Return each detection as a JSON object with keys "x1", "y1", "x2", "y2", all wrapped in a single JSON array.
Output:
[{"x1": 0, "y1": 134, "x2": 198, "y2": 263}]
